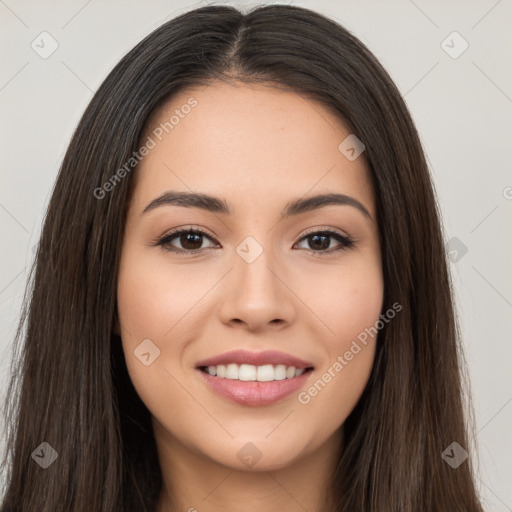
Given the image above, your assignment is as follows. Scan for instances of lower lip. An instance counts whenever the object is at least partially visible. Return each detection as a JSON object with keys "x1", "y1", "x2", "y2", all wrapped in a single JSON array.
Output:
[{"x1": 197, "y1": 368, "x2": 314, "y2": 406}]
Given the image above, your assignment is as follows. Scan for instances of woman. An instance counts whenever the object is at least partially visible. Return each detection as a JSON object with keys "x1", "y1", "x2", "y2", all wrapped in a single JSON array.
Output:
[{"x1": 0, "y1": 4, "x2": 484, "y2": 511}]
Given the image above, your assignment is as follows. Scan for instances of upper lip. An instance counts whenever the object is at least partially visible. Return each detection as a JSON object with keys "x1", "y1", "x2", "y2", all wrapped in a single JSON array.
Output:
[{"x1": 196, "y1": 349, "x2": 314, "y2": 370}]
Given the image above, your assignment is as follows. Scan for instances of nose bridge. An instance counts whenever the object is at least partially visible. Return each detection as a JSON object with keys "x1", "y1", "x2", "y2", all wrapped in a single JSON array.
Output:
[
  {"x1": 230, "y1": 208, "x2": 277, "y2": 273},
  {"x1": 217, "y1": 229, "x2": 295, "y2": 330},
  {"x1": 234, "y1": 232, "x2": 281, "y2": 300}
]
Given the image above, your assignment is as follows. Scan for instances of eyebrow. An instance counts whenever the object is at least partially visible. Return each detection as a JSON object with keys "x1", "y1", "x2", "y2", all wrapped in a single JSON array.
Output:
[{"x1": 142, "y1": 190, "x2": 372, "y2": 221}]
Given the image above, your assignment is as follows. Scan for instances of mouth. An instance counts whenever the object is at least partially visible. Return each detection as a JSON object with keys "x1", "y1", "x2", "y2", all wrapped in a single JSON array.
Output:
[
  {"x1": 196, "y1": 363, "x2": 315, "y2": 407},
  {"x1": 198, "y1": 363, "x2": 314, "y2": 382},
  {"x1": 195, "y1": 349, "x2": 315, "y2": 406}
]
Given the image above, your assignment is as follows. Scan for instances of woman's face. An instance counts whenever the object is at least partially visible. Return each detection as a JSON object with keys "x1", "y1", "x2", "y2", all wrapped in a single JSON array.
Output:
[{"x1": 116, "y1": 81, "x2": 383, "y2": 471}]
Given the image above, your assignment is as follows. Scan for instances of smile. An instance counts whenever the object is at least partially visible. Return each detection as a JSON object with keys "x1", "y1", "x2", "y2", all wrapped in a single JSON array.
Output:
[
  {"x1": 196, "y1": 366, "x2": 314, "y2": 407},
  {"x1": 199, "y1": 363, "x2": 313, "y2": 381}
]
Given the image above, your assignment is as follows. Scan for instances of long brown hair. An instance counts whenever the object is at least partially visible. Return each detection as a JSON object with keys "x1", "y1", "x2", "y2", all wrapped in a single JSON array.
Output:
[{"x1": 0, "y1": 5, "x2": 484, "y2": 511}]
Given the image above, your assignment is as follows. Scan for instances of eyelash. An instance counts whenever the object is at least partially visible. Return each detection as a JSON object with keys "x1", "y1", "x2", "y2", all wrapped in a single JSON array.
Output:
[{"x1": 153, "y1": 226, "x2": 355, "y2": 257}]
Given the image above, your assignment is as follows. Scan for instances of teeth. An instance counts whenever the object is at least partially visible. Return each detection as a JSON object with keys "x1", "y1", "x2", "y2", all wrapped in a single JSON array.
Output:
[
  {"x1": 226, "y1": 363, "x2": 239, "y2": 380},
  {"x1": 203, "y1": 363, "x2": 308, "y2": 381}
]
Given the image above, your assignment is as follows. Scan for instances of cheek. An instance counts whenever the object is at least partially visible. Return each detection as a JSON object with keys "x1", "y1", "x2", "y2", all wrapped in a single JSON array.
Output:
[
  {"x1": 293, "y1": 254, "x2": 383, "y2": 426},
  {"x1": 117, "y1": 248, "x2": 204, "y2": 340},
  {"x1": 115, "y1": 248, "x2": 193, "y2": 395},
  {"x1": 297, "y1": 251, "x2": 384, "y2": 344}
]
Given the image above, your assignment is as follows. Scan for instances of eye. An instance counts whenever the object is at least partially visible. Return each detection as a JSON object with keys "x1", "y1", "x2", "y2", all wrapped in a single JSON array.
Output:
[
  {"x1": 294, "y1": 229, "x2": 354, "y2": 253},
  {"x1": 153, "y1": 227, "x2": 355, "y2": 256},
  {"x1": 155, "y1": 227, "x2": 218, "y2": 255}
]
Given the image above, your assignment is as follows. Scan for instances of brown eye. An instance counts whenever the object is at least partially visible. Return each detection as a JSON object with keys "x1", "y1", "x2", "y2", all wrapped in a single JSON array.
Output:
[
  {"x1": 155, "y1": 228, "x2": 354, "y2": 256},
  {"x1": 157, "y1": 228, "x2": 217, "y2": 254},
  {"x1": 295, "y1": 230, "x2": 354, "y2": 253},
  {"x1": 177, "y1": 231, "x2": 204, "y2": 251}
]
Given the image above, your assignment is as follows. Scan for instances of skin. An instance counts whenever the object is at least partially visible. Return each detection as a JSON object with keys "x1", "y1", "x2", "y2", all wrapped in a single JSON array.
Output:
[{"x1": 115, "y1": 81, "x2": 384, "y2": 512}]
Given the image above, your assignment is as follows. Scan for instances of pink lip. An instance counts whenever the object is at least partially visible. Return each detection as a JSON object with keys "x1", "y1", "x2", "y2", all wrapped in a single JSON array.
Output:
[
  {"x1": 195, "y1": 349, "x2": 314, "y2": 370},
  {"x1": 197, "y1": 368, "x2": 314, "y2": 406}
]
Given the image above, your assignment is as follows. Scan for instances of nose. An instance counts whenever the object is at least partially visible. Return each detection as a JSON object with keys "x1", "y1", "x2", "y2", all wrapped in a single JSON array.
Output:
[{"x1": 217, "y1": 243, "x2": 296, "y2": 333}]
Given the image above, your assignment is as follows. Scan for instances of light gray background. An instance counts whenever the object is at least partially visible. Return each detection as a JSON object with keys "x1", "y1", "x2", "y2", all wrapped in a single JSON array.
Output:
[{"x1": 0, "y1": 0, "x2": 511, "y2": 509}]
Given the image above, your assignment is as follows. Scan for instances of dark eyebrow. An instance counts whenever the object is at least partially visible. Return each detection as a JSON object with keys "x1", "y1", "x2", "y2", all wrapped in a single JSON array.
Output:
[{"x1": 142, "y1": 191, "x2": 372, "y2": 221}]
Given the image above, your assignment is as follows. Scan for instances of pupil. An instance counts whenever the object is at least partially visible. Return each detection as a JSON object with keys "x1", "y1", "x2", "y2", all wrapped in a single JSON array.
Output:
[
  {"x1": 310, "y1": 234, "x2": 329, "y2": 250},
  {"x1": 182, "y1": 232, "x2": 202, "y2": 250}
]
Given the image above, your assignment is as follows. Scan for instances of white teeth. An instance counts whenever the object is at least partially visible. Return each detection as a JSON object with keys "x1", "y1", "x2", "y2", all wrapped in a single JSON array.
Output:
[
  {"x1": 202, "y1": 363, "x2": 310, "y2": 381},
  {"x1": 239, "y1": 364, "x2": 256, "y2": 381},
  {"x1": 257, "y1": 364, "x2": 274, "y2": 382},
  {"x1": 225, "y1": 363, "x2": 239, "y2": 380},
  {"x1": 274, "y1": 364, "x2": 287, "y2": 380}
]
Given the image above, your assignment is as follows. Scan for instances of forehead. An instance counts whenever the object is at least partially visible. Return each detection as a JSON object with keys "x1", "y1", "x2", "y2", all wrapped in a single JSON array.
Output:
[{"x1": 131, "y1": 81, "x2": 375, "y2": 218}]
